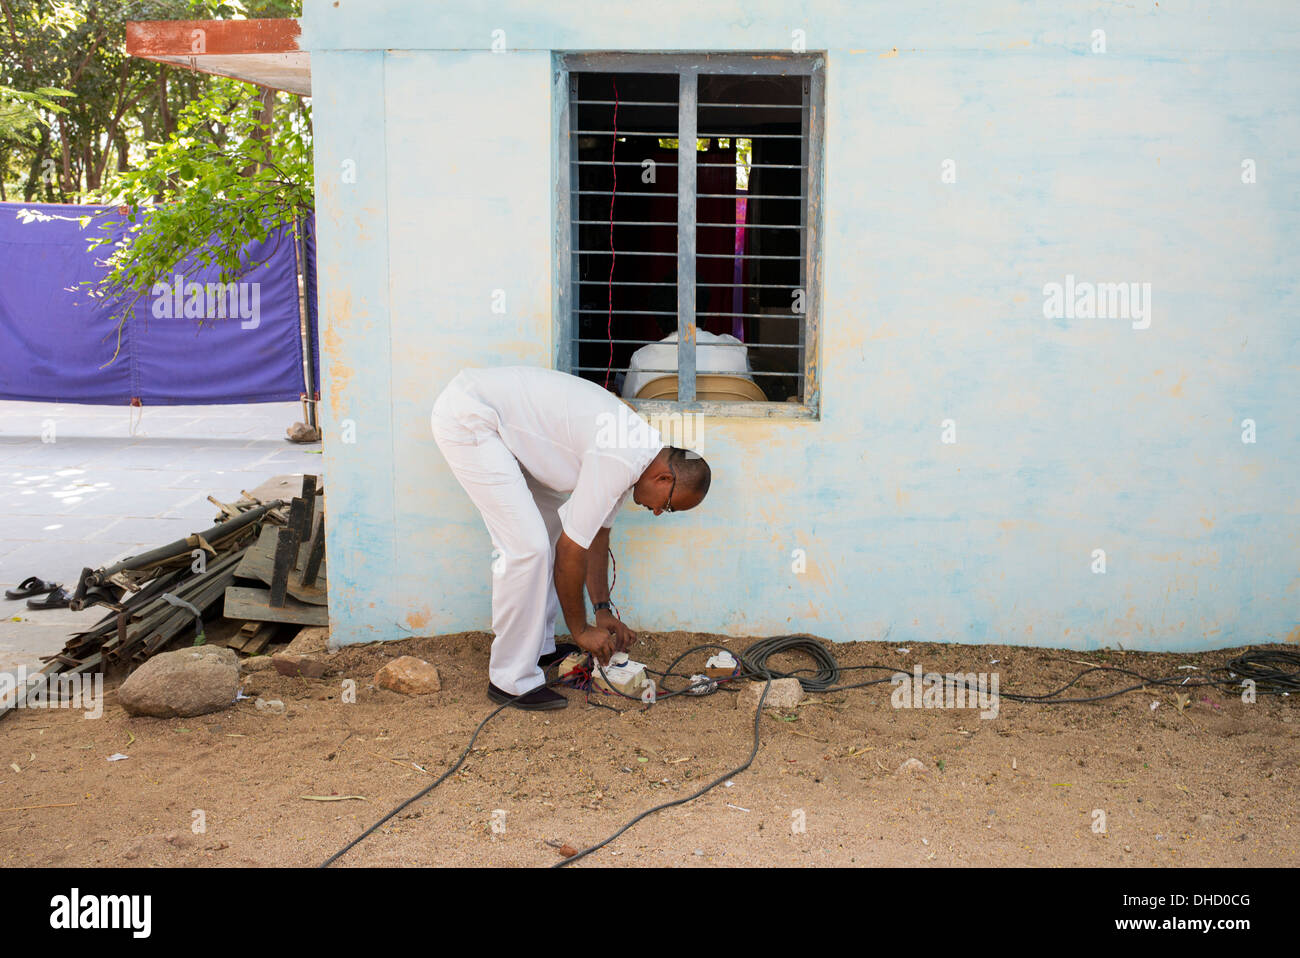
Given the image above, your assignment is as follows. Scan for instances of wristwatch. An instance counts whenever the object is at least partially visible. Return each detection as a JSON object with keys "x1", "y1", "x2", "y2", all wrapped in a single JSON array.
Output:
[{"x1": 593, "y1": 601, "x2": 612, "y2": 613}]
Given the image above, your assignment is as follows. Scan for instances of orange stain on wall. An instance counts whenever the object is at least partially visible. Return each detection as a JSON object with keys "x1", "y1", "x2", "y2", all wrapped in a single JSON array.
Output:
[{"x1": 322, "y1": 290, "x2": 353, "y2": 419}]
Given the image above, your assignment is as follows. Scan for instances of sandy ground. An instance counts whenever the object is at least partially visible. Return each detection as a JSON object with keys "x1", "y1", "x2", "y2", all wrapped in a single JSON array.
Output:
[{"x1": 1, "y1": 630, "x2": 1296, "y2": 867}]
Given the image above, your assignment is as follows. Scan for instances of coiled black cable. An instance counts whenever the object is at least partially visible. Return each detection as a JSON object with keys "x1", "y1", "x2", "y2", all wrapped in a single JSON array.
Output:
[
  {"x1": 1222, "y1": 649, "x2": 1300, "y2": 695},
  {"x1": 738, "y1": 634, "x2": 841, "y2": 691}
]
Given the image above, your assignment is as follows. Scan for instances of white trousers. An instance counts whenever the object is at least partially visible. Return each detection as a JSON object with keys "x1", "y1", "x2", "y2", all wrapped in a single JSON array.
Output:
[{"x1": 431, "y1": 384, "x2": 565, "y2": 695}]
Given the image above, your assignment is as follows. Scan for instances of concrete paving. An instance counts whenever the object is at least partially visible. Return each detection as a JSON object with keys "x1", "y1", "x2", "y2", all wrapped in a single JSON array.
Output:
[{"x1": 0, "y1": 401, "x2": 322, "y2": 675}]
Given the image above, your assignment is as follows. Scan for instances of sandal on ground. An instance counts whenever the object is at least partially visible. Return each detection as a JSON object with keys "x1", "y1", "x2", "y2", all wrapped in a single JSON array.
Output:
[
  {"x1": 5, "y1": 576, "x2": 55, "y2": 600},
  {"x1": 26, "y1": 586, "x2": 70, "y2": 610}
]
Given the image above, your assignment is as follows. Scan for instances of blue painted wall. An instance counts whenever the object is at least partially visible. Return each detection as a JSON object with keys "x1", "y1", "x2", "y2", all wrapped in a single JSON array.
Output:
[{"x1": 303, "y1": 0, "x2": 1299, "y2": 651}]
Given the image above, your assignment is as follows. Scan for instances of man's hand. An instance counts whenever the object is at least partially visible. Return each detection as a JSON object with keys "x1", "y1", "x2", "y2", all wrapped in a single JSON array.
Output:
[
  {"x1": 595, "y1": 609, "x2": 636, "y2": 653},
  {"x1": 575, "y1": 625, "x2": 615, "y2": 666}
]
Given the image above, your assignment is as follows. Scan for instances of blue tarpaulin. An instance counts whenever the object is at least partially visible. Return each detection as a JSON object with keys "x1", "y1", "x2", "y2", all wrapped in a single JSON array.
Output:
[{"x1": 0, "y1": 202, "x2": 319, "y2": 405}]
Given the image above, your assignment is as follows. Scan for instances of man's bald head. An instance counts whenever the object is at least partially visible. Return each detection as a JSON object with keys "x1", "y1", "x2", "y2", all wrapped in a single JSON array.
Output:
[
  {"x1": 668, "y1": 446, "x2": 710, "y2": 501},
  {"x1": 634, "y1": 446, "x2": 710, "y2": 515}
]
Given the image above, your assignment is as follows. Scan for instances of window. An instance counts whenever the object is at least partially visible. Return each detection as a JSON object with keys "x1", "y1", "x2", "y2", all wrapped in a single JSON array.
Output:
[{"x1": 555, "y1": 53, "x2": 824, "y2": 417}]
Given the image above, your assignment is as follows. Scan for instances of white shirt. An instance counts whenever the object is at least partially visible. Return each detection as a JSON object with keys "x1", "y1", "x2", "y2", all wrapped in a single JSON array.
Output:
[{"x1": 445, "y1": 367, "x2": 664, "y2": 550}]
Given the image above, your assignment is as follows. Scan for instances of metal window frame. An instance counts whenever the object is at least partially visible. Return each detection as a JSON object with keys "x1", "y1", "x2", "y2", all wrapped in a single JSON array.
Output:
[{"x1": 553, "y1": 51, "x2": 824, "y2": 421}]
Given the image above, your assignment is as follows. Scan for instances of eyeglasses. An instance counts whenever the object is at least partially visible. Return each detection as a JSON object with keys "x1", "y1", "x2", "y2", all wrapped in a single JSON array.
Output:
[{"x1": 664, "y1": 460, "x2": 678, "y2": 513}]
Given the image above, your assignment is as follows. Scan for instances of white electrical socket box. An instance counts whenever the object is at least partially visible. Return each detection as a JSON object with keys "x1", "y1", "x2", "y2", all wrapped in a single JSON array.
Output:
[
  {"x1": 555, "y1": 650, "x2": 648, "y2": 696},
  {"x1": 704, "y1": 649, "x2": 738, "y2": 679},
  {"x1": 706, "y1": 650, "x2": 736, "y2": 670},
  {"x1": 594, "y1": 656, "x2": 648, "y2": 696}
]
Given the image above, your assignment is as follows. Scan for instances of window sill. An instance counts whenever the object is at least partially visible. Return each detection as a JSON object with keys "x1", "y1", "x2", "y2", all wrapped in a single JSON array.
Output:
[{"x1": 628, "y1": 398, "x2": 818, "y2": 421}]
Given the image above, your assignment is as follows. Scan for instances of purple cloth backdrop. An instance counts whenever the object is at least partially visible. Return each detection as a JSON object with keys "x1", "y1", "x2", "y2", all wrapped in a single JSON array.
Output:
[{"x1": 0, "y1": 202, "x2": 319, "y2": 405}]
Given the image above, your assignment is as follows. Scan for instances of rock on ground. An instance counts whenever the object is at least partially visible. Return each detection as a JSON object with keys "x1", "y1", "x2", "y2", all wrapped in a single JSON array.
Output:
[
  {"x1": 375, "y1": 656, "x2": 441, "y2": 694},
  {"x1": 286, "y1": 422, "x2": 321, "y2": 443},
  {"x1": 272, "y1": 625, "x2": 335, "y2": 678},
  {"x1": 117, "y1": 646, "x2": 240, "y2": 718},
  {"x1": 734, "y1": 677, "x2": 804, "y2": 710},
  {"x1": 241, "y1": 655, "x2": 274, "y2": 672}
]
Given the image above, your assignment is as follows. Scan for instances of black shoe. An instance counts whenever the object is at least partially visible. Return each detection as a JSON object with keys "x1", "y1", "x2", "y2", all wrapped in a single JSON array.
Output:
[
  {"x1": 539, "y1": 643, "x2": 579, "y2": 668},
  {"x1": 26, "y1": 586, "x2": 69, "y2": 610},
  {"x1": 487, "y1": 681, "x2": 568, "y2": 711}
]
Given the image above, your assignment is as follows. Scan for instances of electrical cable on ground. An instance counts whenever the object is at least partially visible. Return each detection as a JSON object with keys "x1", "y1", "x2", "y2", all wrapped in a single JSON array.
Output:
[
  {"x1": 318, "y1": 676, "x2": 568, "y2": 868},
  {"x1": 321, "y1": 641, "x2": 1299, "y2": 867},
  {"x1": 553, "y1": 674, "x2": 771, "y2": 867}
]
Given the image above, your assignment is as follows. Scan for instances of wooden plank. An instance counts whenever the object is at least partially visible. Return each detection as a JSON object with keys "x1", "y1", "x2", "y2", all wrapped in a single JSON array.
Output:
[
  {"x1": 235, "y1": 524, "x2": 326, "y2": 605},
  {"x1": 235, "y1": 524, "x2": 277, "y2": 580},
  {"x1": 224, "y1": 586, "x2": 328, "y2": 626},
  {"x1": 243, "y1": 635, "x2": 271, "y2": 656},
  {"x1": 241, "y1": 623, "x2": 278, "y2": 656},
  {"x1": 207, "y1": 496, "x2": 241, "y2": 520}
]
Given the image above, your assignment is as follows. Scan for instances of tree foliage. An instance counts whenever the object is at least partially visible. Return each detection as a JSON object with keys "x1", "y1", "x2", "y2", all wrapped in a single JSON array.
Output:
[
  {"x1": 85, "y1": 76, "x2": 313, "y2": 343},
  {"x1": 0, "y1": 84, "x2": 73, "y2": 142},
  {"x1": 2, "y1": 0, "x2": 312, "y2": 356},
  {"x1": 0, "y1": 0, "x2": 301, "y2": 200}
]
